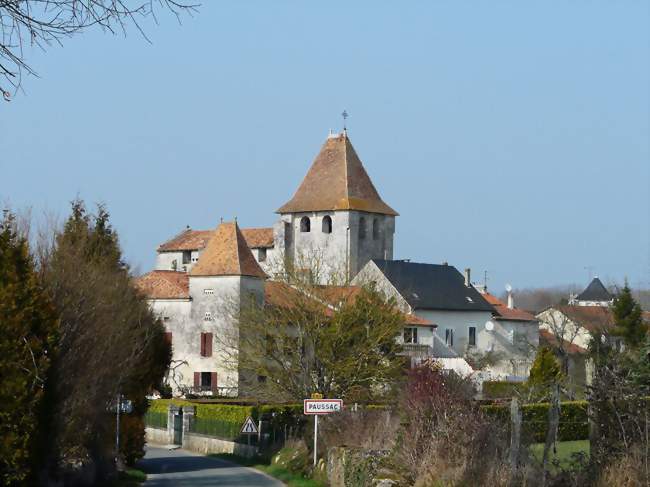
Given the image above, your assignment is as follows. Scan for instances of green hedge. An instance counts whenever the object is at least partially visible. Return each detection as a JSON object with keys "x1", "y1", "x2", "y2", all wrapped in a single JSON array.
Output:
[
  {"x1": 481, "y1": 400, "x2": 589, "y2": 442},
  {"x1": 482, "y1": 381, "x2": 527, "y2": 399}
]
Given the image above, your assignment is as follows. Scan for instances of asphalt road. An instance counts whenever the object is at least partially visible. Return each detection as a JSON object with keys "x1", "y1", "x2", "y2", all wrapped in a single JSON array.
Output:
[{"x1": 139, "y1": 446, "x2": 284, "y2": 487}]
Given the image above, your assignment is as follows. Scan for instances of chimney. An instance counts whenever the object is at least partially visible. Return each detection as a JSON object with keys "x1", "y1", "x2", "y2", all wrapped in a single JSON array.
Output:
[
  {"x1": 507, "y1": 291, "x2": 514, "y2": 309},
  {"x1": 464, "y1": 268, "x2": 471, "y2": 287}
]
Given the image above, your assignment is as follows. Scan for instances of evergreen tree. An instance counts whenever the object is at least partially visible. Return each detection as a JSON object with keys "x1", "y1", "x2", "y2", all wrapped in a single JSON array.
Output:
[
  {"x1": 42, "y1": 200, "x2": 170, "y2": 480},
  {"x1": 612, "y1": 282, "x2": 646, "y2": 349},
  {"x1": 527, "y1": 346, "x2": 563, "y2": 399},
  {"x1": 0, "y1": 211, "x2": 58, "y2": 486}
]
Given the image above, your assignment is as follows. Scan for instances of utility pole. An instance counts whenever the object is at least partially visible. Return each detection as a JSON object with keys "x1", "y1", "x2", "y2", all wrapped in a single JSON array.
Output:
[{"x1": 115, "y1": 393, "x2": 121, "y2": 466}]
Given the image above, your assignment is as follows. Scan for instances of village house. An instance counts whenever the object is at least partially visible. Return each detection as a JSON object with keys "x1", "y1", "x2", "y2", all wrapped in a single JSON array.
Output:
[{"x1": 136, "y1": 130, "x2": 538, "y2": 396}]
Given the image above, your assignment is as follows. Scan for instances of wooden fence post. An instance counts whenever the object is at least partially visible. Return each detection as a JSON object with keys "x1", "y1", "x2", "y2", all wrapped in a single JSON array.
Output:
[
  {"x1": 542, "y1": 384, "x2": 561, "y2": 487},
  {"x1": 510, "y1": 397, "x2": 522, "y2": 477}
]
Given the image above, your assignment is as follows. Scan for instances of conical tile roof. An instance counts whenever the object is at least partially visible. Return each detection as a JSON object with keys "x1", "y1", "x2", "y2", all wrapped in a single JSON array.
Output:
[
  {"x1": 277, "y1": 132, "x2": 398, "y2": 216},
  {"x1": 190, "y1": 222, "x2": 266, "y2": 278}
]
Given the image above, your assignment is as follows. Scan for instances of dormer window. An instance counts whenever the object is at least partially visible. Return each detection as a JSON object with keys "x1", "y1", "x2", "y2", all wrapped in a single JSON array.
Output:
[
  {"x1": 322, "y1": 215, "x2": 332, "y2": 234},
  {"x1": 300, "y1": 216, "x2": 311, "y2": 233},
  {"x1": 258, "y1": 248, "x2": 267, "y2": 262},
  {"x1": 359, "y1": 217, "x2": 366, "y2": 239},
  {"x1": 171, "y1": 259, "x2": 178, "y2": 271}
]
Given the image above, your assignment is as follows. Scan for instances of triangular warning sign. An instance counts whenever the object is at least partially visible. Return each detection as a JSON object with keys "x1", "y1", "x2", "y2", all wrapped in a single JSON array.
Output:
[{"x1": 240, "y1": 416, "x2": 258, "y2": 434}]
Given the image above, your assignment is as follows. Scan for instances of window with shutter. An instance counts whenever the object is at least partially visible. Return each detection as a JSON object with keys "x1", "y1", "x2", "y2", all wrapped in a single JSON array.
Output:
[
  {"x1": 205, "y1": 333, "x2": 213, "y2": 357},
  {"x1": 193, "y1": 372, "x2": 200, "y2": 388},
  {"x1": 210, "y1": 372, "x2": 218, "y2": 393}
]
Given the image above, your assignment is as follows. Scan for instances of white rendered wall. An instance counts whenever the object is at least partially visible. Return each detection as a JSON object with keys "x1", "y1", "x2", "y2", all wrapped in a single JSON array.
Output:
[{"x1": 275, "y1": 211, "x2": 395, "y2": 284}]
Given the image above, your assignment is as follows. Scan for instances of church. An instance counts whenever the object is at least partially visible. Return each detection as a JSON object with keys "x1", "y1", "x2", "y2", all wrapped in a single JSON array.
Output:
[{"x1": 136, "y1": 130, "x2": 537, "y2": 396}]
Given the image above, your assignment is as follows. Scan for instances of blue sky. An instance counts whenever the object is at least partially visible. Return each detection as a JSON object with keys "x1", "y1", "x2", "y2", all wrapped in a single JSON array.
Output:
[{"x1": 1, "y1": 1, "x2": 648, "y2": 291}]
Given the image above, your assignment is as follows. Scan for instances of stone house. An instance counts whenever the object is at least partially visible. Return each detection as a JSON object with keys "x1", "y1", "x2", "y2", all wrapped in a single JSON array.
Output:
[{"x1": 136, "y1": 129, "x2": 537, "y2": 395}]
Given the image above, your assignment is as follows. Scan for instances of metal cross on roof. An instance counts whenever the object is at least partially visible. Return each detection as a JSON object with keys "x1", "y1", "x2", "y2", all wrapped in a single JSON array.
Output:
[{"x1": 342, "y1": 110, "x2": 348, "y2": 130}]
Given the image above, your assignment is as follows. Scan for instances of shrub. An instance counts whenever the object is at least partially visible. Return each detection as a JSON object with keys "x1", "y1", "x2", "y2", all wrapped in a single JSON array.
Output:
[
  {"x1": 120, "y1": 415, "x2": 146, "y2": 466},
  {"x1": 481, "y1": 400, "x2": 589, "y2": 442},
  {"x1": 482, "y1": 381, "x2": 526, "y2": 399}
]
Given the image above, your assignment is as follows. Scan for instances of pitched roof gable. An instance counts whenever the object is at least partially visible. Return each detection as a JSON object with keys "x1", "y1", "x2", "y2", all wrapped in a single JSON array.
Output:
[
  {"x1": 277, "y1": 132, "x2": 398, "y2": 216},
  {"x1": 372, "y1": 260, "x2": 494, "y2": 312},
  {"x1": 576, "y1": 277, "x2": 612, "y2": 302},
  {"x1": 190, "y1": 222, "x2": 266, "y2": 278}
]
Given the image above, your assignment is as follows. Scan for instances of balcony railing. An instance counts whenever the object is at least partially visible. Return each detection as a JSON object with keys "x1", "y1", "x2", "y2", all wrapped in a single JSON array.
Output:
[{"x1": 401, "y1": 343, "x2": 433, "y2": 356}]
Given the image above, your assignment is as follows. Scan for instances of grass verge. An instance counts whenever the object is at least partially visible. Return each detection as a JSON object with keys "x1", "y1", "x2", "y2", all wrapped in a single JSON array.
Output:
[
  {"x1": 210, "y1": 453, "x2": 325, "y2": 487},
  {"x1": 101, "y1": 468, "x2": 147, "y2": 487},
  {"x1": 530, "y1": 440, "x2": 590, "y2": 471}
]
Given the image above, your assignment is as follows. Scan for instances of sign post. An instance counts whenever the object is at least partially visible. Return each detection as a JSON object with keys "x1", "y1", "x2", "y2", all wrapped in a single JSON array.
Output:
[
  {"x1": 240, "y1": 416, "x2": 259, "y2": 447},
  {"x1": 304, "y1": 395, "x2": 342, "y2": 466}
]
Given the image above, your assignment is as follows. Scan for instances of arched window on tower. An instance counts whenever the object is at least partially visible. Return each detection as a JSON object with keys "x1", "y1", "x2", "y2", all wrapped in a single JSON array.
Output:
[
  {"x1": 322, "y1": 215, "x2": 332, "y2": 234},
  {"x1": 372, "y1": 218, "x2": 380, "y2": 240},
  {"x1": 359, "y1": 216, "x2": 366, "y2": 239},
  {"x1": 300, "y1": 216, "x2": 311, "y2": 233}
]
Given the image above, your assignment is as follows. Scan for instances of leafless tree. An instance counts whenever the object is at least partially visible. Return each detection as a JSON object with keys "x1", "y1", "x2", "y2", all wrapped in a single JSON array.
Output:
[{"x1": 0, "y1": 0, "x2": 198, "y2": 98}]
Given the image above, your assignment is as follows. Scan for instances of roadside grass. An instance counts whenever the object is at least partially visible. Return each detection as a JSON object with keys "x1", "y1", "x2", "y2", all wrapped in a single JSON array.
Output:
[
  {"x1": 209, "y1": 453, "x2": 325, "y2": 487},
  {"x1": 101, "y1": 468, "x2": 147, "y2": 486},
  {"x1": 530, "y1": 440, "x2": 590, "y2": 471}
]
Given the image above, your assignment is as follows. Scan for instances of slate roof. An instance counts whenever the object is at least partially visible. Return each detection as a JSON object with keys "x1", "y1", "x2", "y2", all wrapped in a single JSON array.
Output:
[
  {"x1": 277, "y1": 132, "x2": 398, "y2": 216},
  {"x1": 576, "y1": 277, "x2": 613, "y2": 302},
  {"x1": 190, "y1": 222, "x2": 267, "y2": 278},
  {"x1": 135, "y1": 270, "x2": 189, "y2": 299},
  {"x1": 372, "y1": 260, "x2": 494, "y2": 312},
  {"x1": 482, "y1": 292, "x2": 536, "y2": 322},
  {"x1": 158, "y1": 227, "x2": 274, "y2": 252}
]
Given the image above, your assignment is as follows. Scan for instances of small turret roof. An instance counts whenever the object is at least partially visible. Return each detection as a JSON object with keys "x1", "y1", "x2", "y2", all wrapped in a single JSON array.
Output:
[
  {"x1": 190, "y1": 222, "x2": 266, "y2": 278},
  {"x1": 277, "y1": 132, "x2": 398, "y2": 216},
  {"x1": 576, "y1": 277, "x2": 612, "y2": 302}
]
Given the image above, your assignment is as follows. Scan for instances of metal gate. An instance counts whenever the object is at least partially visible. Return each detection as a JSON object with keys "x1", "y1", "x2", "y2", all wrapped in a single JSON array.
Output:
[{"x1": 173, "y1": 408, "x2": 183, "y2": 445}]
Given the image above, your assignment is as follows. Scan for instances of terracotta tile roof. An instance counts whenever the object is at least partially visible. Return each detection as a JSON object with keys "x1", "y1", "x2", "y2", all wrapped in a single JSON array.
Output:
[
  {"x1": 190, "y1": 222, "x2": 267, "y2": 278},
  {"x1": 555, "y1": 305, "x2": 615, "y2": 333},
  {"x1": 264, "y1": 281, "x2": 430, "y2": 325},
  {"x1": 405, "y1": 313, "x2": 435, "y2": 326},
  {"x1": 240, "y1": 228, "x2": 274, "y2": 248},
  {"x1": 158, "y1": 229, "x2": 213, "y2": 252},
  {"x1": 277, "y1": 133, "x2": 398, "y2": 216},
  {"x1": 159, "y1": 227, "x2": 274, "y2": 252},
  {"x1": 135, "y1": 270, "x2": 189, "y2": 299},
  {"x1": 539, "y1": 329, "x2": 587, "y2": 355},
  {"x1": 482, "y1": 292, "x2": 536, "y2": 322}
]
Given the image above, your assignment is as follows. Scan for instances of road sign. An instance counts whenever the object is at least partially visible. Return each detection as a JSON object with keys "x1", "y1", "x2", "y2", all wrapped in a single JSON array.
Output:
[
  {"x1": 240, "y1": 416, "x2": 259, "y2": 435},
  {"x1": 304, "y1": 399, "x2": 343, "y2": 415}
]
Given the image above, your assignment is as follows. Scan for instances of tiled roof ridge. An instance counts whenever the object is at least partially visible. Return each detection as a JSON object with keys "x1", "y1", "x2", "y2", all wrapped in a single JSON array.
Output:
[{"x1": 234, "y1": 221, "x2": 242, "y2": 275}]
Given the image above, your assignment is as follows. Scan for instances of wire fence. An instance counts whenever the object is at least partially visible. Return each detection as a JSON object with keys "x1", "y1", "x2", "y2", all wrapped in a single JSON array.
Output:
[
  {"x1": 189, "y1": 417, "x2": 243, "y2": 442},
  {"x1": 144, "y1": 410, "x2": 167, "y2": 430}
]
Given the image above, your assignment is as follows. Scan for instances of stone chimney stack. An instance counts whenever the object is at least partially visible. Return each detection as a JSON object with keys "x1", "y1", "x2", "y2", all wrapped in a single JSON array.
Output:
[
  {"x1": 464, "y1": 268, "x2": 471, "y2": 287},
  {"x1": 507, "y1": 291, "x2": 514, "y2": 309}
]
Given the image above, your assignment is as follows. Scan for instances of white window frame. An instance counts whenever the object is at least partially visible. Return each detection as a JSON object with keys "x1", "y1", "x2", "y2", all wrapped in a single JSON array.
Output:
[{"x1": 403, "y1": 327, "x2": 418, "y2": 344}]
